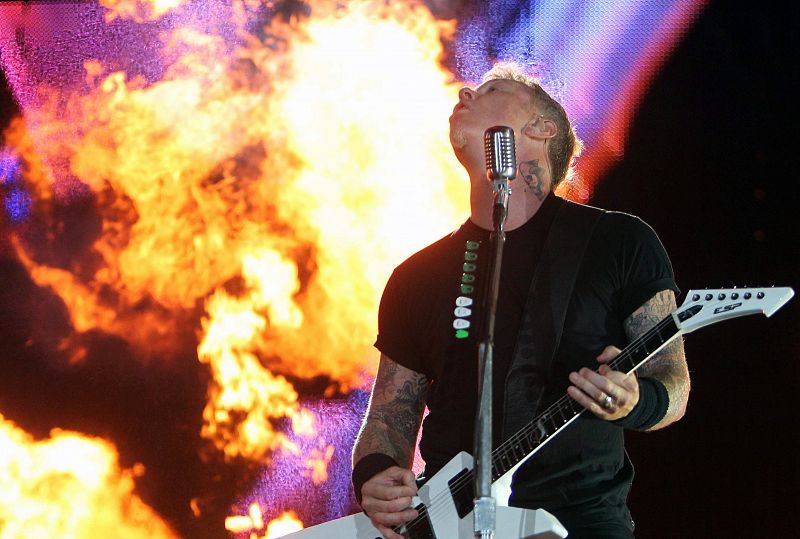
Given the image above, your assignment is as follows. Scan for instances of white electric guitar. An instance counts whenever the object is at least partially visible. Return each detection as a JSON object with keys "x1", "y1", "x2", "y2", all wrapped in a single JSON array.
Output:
[{"x1": 286, "y1": 287, "x2": 794, "y2": 539}]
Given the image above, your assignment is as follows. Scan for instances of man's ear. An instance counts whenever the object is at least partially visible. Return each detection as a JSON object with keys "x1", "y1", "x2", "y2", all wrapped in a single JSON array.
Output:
[{"x1": 522, "y1": 117, "x2": 557, "y2": 141}]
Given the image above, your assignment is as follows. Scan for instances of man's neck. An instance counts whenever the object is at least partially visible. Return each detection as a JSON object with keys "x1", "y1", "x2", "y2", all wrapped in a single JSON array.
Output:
[{"x1": 468, "y1": 169, "x2": 551, "y2": 231}]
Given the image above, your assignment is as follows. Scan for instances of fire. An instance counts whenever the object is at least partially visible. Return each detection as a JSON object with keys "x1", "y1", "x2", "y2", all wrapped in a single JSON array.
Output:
[
  {"x1": 0, "y1": 413, "x2": 178, "y2": 538},
  {"x1": 4, "y1": 0, "x2": 464, "y2": 465},
  {"x1": 264, "y1": 512, "x2": 304, "y2": 538},
  {"x1": 102, "y1": 0, "x2": 187, "y2": 23},
  {"x1": 2, "y1": 0, "x2": 467, "y2": 532},
  {"x1": 225, "y1": 502, "x2": 266, "y2": 534},
  {"x1": 226, "y1": 505, "x2": 304, "y2": 538},
  {"x1": 303, "y1": 443, "x2": 335, "y2": 485}
]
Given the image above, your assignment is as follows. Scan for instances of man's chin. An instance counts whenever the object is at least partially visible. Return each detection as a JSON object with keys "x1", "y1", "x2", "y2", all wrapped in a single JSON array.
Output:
[{"x1": 450, "y1": 129, "x2": 468, "y2": 150}]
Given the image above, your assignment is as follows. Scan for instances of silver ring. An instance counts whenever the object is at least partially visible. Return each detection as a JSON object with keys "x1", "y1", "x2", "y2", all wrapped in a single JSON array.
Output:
[{"x1": 601, "y1": 394, "x2": 614, "y2": 410}]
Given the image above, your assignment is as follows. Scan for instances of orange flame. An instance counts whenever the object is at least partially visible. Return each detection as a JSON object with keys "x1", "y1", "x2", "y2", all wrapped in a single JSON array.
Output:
[
  {"x1": 303, "y1": 443, "x2": 335, "y2": 485},
  {"x1": 0, "y1": 412, "x2": 178, "y2": 538},
  {"x1": 7, "y1": 0, "x2": 464, "y2": 469},
  {"x1": 101, "y1": 0, "x2": 187, "y2": 23},
  {"x1": 226, "y1": 505, "x2": 304, "y2": 538},
  {"x1": 264, "y1": 511, "x2": 304, "y2": 538}
]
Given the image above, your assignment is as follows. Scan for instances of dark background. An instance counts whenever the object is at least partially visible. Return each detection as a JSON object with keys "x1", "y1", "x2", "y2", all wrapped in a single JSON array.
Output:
[
  {"x1": 1, "y1": 0, "x2": 798, "y2": 537},
  {"x1": 591, "y1": 0, "x2": 799, "y2": 535}
]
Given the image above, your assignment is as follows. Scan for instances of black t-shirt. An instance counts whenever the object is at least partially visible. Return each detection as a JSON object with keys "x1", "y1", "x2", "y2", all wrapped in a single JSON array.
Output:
[{"x1": 375, "y1": 194, "x2": 677, "y2": 534}]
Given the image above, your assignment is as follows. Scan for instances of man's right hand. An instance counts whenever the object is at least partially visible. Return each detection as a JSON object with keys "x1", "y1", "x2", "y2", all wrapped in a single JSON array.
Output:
[{"x1": 360, "y1": 466, "x2": 419, "y2": 539}]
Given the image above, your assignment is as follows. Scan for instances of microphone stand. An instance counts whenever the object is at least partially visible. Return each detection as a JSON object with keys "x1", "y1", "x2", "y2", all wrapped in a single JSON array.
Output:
[{"x1": 473, "y1": 177, "x2": 510, "y2": 539}]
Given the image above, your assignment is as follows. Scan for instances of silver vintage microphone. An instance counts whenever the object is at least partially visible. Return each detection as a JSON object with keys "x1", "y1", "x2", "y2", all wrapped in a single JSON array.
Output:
[
  {"x1": 484, "y1": 125, "x2": 517, "y2": 182},
  {"x1": 483, "y1": 126, "x2": 516, "y2": 226}
]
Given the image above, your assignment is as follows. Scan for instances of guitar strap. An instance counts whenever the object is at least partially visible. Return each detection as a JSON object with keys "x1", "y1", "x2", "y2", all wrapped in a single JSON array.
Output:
[{"x1": 502, "y1": 199, "x2": 604, "y2": 440}]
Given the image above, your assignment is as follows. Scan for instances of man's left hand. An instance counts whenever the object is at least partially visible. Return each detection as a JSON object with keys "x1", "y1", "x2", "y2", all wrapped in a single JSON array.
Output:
[{"x1": 567, "y1": 345, "x2": 639, "y2": 421}]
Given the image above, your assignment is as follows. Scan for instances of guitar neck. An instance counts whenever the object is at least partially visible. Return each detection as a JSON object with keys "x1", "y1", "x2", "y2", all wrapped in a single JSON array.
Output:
[{"x1": 489, "y1": 313, "x2": 681, "y2": 481}]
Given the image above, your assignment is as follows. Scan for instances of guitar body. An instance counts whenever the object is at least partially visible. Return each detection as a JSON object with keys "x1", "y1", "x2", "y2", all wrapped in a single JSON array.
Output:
[{"x1": 283, "y1": 451, "x2": 567, "y2": 539}]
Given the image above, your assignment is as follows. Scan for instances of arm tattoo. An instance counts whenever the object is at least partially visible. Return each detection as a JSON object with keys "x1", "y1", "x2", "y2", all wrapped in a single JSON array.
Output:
[
  {"x1": 352, "y1": 354, "x2": 429, "y2": 468},
  {"x1": 624, "y1": 290, "x2": 691, "y2": 430},
  {"x1": 519, "y1": 159, "x2": 547, "y2": 201}
]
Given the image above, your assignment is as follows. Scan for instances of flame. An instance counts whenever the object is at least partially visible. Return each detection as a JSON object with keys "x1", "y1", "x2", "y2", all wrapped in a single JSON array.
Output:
[
  {"x1": 303, "y1": 443, "x2": 335, "y2": 485},
  {"x1": 0, "y1": 413, "x2": 178, "y2": 538},
  {"x1": 225, "y1": 502, "x2": 265, "y2": 534},
  {"x1": 264, "y1": 511, "x2": 304, "y2": 538},
  {"x1": 102, "y1": 0, "x2": 187, "y2": 23},
  {"x1": 226, "y1": 505, "x2": 304, "y2": 538},
  {"x1": 5, "y1": 0, "x2": 464, "y2": 475}
]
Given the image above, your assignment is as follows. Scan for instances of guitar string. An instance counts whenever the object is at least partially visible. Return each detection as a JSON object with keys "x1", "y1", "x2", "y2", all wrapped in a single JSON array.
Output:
[{"x1": 396, "y1": 315, "x2": 677, "y2": 535}]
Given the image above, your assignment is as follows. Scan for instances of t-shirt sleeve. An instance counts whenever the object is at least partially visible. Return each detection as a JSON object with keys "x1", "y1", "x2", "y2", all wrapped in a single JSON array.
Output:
[
  {"x1": 615, "y1": 214, "x2": 680, "y2": 319},
  {"x1": 374, "y1": 266, "x2": 428, "y2": 376}
]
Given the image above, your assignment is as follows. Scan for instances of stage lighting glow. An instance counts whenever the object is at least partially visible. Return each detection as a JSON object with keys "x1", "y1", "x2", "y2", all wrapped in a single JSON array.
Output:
[
  {"x1": 3, "y1": 187, "x2": 31, "y2": 223},
  {"x1": 454, "y1": 0, "x2": 709, "y2": 198},
  {"x1": 0, "y1": 148, "x2": 20, "y2": 185}
]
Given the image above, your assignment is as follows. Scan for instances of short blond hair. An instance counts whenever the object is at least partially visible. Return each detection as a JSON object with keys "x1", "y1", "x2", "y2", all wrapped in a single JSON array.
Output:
[{"x1": 482, "y1": 64, "x2": 583, "y2": 187}]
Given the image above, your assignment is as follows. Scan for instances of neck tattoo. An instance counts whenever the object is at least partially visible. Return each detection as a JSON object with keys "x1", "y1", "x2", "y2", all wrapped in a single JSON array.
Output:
[{"x1": 519, "y1": 159, "x2": 547, "y2": 201}]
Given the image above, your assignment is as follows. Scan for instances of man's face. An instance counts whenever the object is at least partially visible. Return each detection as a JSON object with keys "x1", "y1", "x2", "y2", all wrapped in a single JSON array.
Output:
[{"x1": 449, "y1": 79, "x2": 535, "y2": 151}]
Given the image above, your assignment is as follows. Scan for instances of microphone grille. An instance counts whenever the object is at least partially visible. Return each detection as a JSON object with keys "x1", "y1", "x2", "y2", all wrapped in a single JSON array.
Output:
[{"x1": 484, "y1": 126, "x2": 517, "y2": 181}]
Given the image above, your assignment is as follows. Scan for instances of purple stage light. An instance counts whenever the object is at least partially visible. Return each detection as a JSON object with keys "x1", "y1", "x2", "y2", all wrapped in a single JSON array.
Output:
[
  {"x1": 4, "y1": 188, "x2": 32, "y2": 223},
  {"x1": 0, "y1": 148, "x2": 20, "y2": 185},
  {"x1": 228, "y1": 390, "x2": 370, "y2": 534}
]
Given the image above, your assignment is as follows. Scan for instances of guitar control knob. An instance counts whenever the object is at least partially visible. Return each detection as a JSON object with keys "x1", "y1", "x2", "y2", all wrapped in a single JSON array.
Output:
[
  {"x1": 718, "y1": 293, "x2": 726, "y2": 300},
  {"x1": 705, "y1": 294, "x2": 713, "y2": 301},
  {"x1": 757, "y1": 292, "x2": 765, "y2": 299},
  {"x1": 692, "y1": 294, "x2": 700, "y2": 301},
  {"x1": 731, "y1": 293, "x2": 739, "y2": 300},
  {"x1": 744, "y1": 292, "x2": 752, "y2": 299}
]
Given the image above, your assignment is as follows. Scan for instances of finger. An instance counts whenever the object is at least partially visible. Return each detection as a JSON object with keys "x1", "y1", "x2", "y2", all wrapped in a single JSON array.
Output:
[
  {"x1": 602, "y1": 369, "x2": 638, "y2": 392},
  {"x1": 568, "y1": 369, "x2": 610, "y2": 401},
  {"x1": 398, "y1": 468, "x2": 418, "y2": 489},
  {"x1": 594, "y1": 372, "x2": 630, "y2": 405},
  {"x1": 371, "y1": 507, "x2": 419, "y2": 528},
  {"x1": 368, "y1": 482, "x2": 416, "y2": 501},
  {"x1": 567, "y1": 384, "x2": 612, "y2": 417},
  {"x1": 374, "y1": 523, "x2": 404, "y2": 539},
  {"x1": 366, "y1": 467, "x2": 417, "y2": 499},
  {"x1": 596, "y1": 345, "x2": 622, "y2": 363},
  {"x1": 580, "y1": 367, "x2": 630, "y2": 401},
  {"x1": 380, "y1": 467, "x2": 418, "y2": 493},
  {"x1": 361, "y1": 495, "x2": 412, "y2": 521},
  {"x1": 597, "y1": 369, "x2": 639, "y2": 402},
  {"x1": 362, "y1": 495, "x2": 414, "y2": 515}
]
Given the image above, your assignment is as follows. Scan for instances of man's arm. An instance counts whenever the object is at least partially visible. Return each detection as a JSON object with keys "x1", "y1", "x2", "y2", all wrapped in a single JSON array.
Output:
[
  {"x1": 624, "y1": 289, "x2": 690, "y2": 430},
  {"x1": 351, "y1": 353, "x2": 429, "y2": 539},
  {"x1": 568, "y1": 289, "x2": 690, "y2": 430},
  {"x1": 353, "y1": 353, "x2": 429, "y2": 467}
]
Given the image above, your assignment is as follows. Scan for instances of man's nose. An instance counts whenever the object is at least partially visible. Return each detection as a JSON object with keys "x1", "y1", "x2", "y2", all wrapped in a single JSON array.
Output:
[{"x1": 459, "y1": 87, "x2": 476, "y2": 101}]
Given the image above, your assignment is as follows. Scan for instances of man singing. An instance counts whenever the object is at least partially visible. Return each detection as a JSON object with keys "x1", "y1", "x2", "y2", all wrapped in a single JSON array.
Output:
[{"x1": 351, "y1": 64, "x2": 690, "y2": 539}]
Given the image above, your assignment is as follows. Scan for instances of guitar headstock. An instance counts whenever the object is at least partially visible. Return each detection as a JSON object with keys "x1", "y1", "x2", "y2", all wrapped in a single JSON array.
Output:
[{"x1": 674, "y1": 287, "x2": 794, "y2": 334}]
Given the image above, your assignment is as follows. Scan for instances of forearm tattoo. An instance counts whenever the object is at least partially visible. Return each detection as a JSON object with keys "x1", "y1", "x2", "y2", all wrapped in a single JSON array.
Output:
[
  {"x1": 353, "y1": 355, "x2": 429, "y2": 467},
  {"x1": 519, "y1": 159, "x2": 547, "y2": 201},
  {"x1": 625, "y1": 290, "x2": 691, "y2": 430}
]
